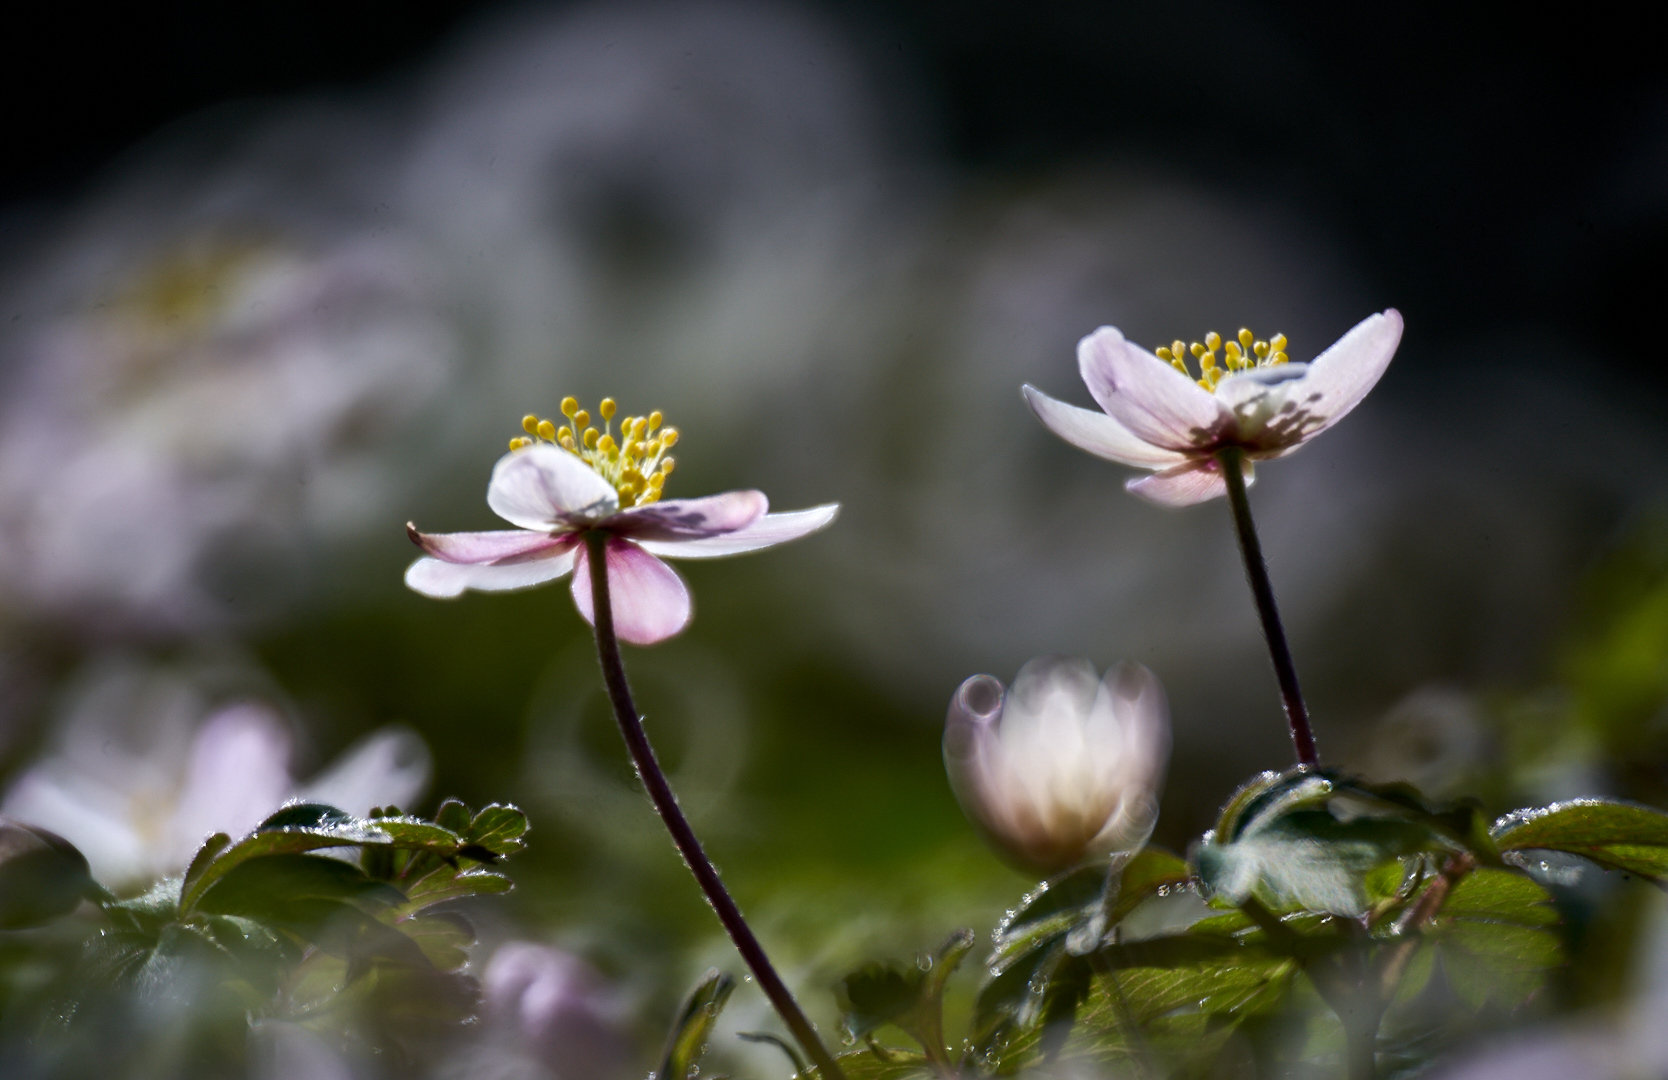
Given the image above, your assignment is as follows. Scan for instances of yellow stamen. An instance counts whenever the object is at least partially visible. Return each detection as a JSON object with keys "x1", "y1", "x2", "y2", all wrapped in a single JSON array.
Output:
[
  {"x1": 1161, "y1": 327, "x2": 1295, "y2": 394},
  {"x1": 514, "y1": 397, "x2": 686, "y2": 508}
]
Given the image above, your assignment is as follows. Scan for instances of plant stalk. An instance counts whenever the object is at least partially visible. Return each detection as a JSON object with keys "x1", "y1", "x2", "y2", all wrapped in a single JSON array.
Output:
[
  {"x1": 1217, "y1": 446, "x2": 1319, "y2": 766},
  {"x1": 584, "y1": 532, "x2": 847, "y2": 1080}
]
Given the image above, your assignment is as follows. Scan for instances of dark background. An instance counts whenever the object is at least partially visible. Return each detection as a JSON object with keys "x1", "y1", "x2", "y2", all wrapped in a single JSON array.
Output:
[{"x1": 5, "y1": 2, "x2": 1663, "y2": 368}]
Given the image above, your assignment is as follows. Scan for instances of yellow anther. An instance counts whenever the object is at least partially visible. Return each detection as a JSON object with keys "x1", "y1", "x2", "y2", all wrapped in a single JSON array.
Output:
[
  {"x1": 1238, "y1": 328, "x2": 1254, "y2": 348},
  {"x1": 1270, "y1": 333, "x2": 1288, "y2": 353},
  {"x1": 648, "y1": 472, "x2": 665, "y2": 490},
  {"x1": 1253, "y1": 340, "x2": 1270, "y2": 359},
  {"x1": 573, "y1": 409, "x2": 590, "y2": 429},
  {"x1": 1171, "y1": 340, "x2": 1186, "y2": 360},
  {"x1": 583, "y1": 428, "x2": 600, "y2": 449},
  {"x1": 599, "y1": 398, "x2": 617, "y2": 420},
  {"x1": 644, "y1": 438, "x2": 661, "y2": 456},
  {"x1": 633, "y1": 417, "x2": 650, "y2": 439},
  {"x1": 1190, "y1": 342, "x2": 1206, "y2": 358},
  {"x1": 1200, "y1": 352, "x2": 1218, "y2": 371},
  {"x1": 561, "y1": 397, "x2": 579, "y2": 418},
  {"x1": 1205, "y1": 331, "x2": 1221, "y2": 351},
  {"x1": 648, "y1": 411, "x2": 663, "y2": 431},
  {"x1": 557, "y1": 426, "x2": 573, "y2": 443},
  {"x1": 508, "y1": 437, "x2": 524, "y2": 450},
  {"x1": 661, "y1": 428, "x2": 679, "y2": 448},
  {"x1": 560, "y1": 434, "x2": 577, "y2": 451},
  {"x1": 537, "y1": 419, "x2": 557, "y2": 441},
  {"x1": 661, "y1": 457, "x2": 676, "y2": 474},
  {"x1": 639, "y1": 490, "x2": 661, "y2": 505},
  {"x1": 598, "y1": 434, "x2": 617, "y2": 455},
  {"x1": 522, "y1": 415, "x2": 540, "y2": 435},
  {"x1": 1271, "y1": 351, "x2": 1289, "y2": 365},
  {"x1": 1156, "y1": 346, "x2": 1175, "y2": 362}
]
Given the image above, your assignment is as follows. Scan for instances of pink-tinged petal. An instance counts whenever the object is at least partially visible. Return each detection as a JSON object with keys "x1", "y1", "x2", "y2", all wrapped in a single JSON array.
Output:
[
  {"x1": 406, "y1": 524, "x2": 572, "y2": 564},
  {"x1": 1124, "y1": 456, "x2": 1253, "y2": 507},
  {"x1": 405, "y1": 539, "x2": 579, "y2": 598},
  {"x1": 1077, "y1": 326, "x2": 1228, "y2": 451},
  {"x1": 1022, "y1": 385, "x2": 1187, "y2": 468},
  {"x1": 1279, "y1": 308, "x2": 1402, "y2": 443},
  {"x1": 487, "y1": 444, "x2": 619, "y2": 530},
  {"x1": 570, "y1": 538, "x2": 692, "y2": 645},
  {"x1": 636, "y1": 504, "x2": 838, "y2": 559},
  {"x1": 608, "y1": 490, "x2": 768, "y2": 541}
]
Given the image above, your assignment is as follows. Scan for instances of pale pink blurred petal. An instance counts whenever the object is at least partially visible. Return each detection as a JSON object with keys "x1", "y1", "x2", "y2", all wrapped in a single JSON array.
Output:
[
  {"x1": 295, "y1": 726, "x2": 431, "y2": 815},
  {"x1": 636, "y1": 504, "x2": 839, "y2": 559},
  {"x1": 482, "y1": 942, "x2": 628, "y2": 1078},
  {"x1": 1124, "y1": 457, "x2": 1252, "y2": 507},
  {"x1": 407, "y1": 526, "x2": 572, "y2": 564},
  {"x1": 1022, "y1": 385, "x2": 1187, "y2": 468},
  {"x1": 609, "y1": 489, "x2": 768, "y2": 541},
  {"x1": 570, "y1": 538, "x2": 692, "y2": 644},
  {"x1": 1077, "y1": 326, "x2": 1227, "y2": 450},
  {"x1": 486, "y1": 444, "x2": 619, "y2": 529},
  {"x1": 168, "y1": 704, "x2": 293, "y2": 866},
  {"x1": 405, "y1": 541, "x2": 579, "y2": 597}
]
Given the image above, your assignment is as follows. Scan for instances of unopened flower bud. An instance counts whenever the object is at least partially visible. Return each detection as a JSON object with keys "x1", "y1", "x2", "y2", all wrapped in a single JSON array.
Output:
[{"x1": 943, "y1": 657, "x2": 1171, "y2": 874}]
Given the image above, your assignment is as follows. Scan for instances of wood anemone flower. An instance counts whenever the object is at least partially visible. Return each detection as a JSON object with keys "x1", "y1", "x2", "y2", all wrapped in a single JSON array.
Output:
[
  {"x1": 1023, "y1": 309, "x2": 1403, "y2": 506},
  {"x1": 405, "y1": 438, "x2": 837, "y2": 645}
]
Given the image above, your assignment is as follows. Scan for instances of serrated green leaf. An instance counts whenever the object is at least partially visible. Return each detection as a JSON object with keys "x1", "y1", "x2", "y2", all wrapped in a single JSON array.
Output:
[
  {"x1": 840, "y1": 931, "x2": 972, "y2": 1066},
  {"x1": 1432, "y1": 868, "x2": 1561, "y2": 1009},
  {"x1": 399, "y1": 912, "x2": 475, "y2": 972},
  {"x1": 395, "y1": 867, "x2": 513, "y2": 915},
  {"x1": 808, "y1": 1049, "x2": 932, "y2": 1080},
  {"x1": 657, "y1": 969, "x2": 735, "y2": 1080},
  {"x1": 1493, "y1": 799, "x2": 1668, "y2": 881},
  {"x1": 466, "y1": 804, "x2": 530, "y2": 855},
  {"x1": 434, "y1": 798, "x2": 472, "y2": 834}
]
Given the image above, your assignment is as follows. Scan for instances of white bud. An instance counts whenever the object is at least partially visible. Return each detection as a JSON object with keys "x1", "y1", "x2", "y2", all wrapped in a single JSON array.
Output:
[{"x1": 943, "y1": 657, "x2": 1171, "y2": 874}]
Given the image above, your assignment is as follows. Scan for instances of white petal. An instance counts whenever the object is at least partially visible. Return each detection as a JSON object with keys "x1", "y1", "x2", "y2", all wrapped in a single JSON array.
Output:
[
  {"x1": 1077, "y1": 326, "x2": 1228, "y2": 451},
  {"x1": 407, "y1": 525, "x2": 571, "y2": 564},
  {"x1": 636, "y1": 504, "x2": 839, "y2": 559},
  {"x1": 1124, "y1": 457, "x2": 1253, "y2": 507},
  {"x1": 1022, "y1": 385, "x2": 1186, "y2": 468},
  {"x1": 167, "y1": 704, "x2": 292, "y2": 866},
  {"x1": 1271, "y1": 309, "x2": 1402, "y2": 447},
  {"x1": 570, "y1": 539, "x2": 693, "y2": 645},
  {"x1": 405, "y1": 541, "x2": 578, "y2": 598},
  {"x1": 487, "y1": 444, "x2": 618, "y2": 530},
  {"x1": 609, "y1": 490, "x2": 768, "y2": 541},
  {"x1": 295, "y1": 726, "x2": 432, "y2": 816}
]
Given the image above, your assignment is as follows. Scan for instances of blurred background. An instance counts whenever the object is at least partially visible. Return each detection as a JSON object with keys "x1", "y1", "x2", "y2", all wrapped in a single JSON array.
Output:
[{"x1": 3, "y1": 2, "x2": 1667, "y2": 1076}]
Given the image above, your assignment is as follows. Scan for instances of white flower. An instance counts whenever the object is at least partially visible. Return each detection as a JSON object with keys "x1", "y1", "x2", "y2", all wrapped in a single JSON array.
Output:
[
  {"x1": 404, "y1": 399, "x2": 838, "y2": 645},
  {"x1": 1023, "y1": 310, "x2": 1403, "y2": 506},
  {"x1": 1, "y1": 683, "x2": 431, "y2": 888},
  {"x1": 479, "y1": 941, "x2": 628, "y2": 1079},
  {"x1": 943, "y1": 657, "x2": 1171, "y2": 874}
]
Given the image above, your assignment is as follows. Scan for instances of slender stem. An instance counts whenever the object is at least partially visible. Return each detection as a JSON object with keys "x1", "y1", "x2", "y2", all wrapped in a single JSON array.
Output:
[
  {"x1": 1217, "y1": 447, "x2": 1318, "y2": 767},
  {"x1": 584, "y1": 533, "x2": 848, "y2": 1080}
]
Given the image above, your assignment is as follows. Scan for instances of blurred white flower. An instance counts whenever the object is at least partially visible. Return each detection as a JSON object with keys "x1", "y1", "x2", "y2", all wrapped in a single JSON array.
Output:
[
  {"x1": 1024, "y1": 309, "x2": 1402, "y2": 506},
  {"x1": 943, "y1": 657, "x2": 1170, "y2": 874},
  {"x1": 478, "y1": 941, "x2": 630, "y2": 1080},
  {"x1": 0, "y1": 663, "x2": 430, "y2": 887},
  {"x1": 0, "y1": 170, "x2": 452, "y2": 630}
]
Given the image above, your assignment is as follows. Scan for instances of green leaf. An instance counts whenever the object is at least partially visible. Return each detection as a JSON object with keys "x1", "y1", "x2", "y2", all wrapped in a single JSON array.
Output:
[
  {"x1": 465, "y1": 804, "x2": 530, "y2": 856},
  {"x1": 656, "y1": 969, "x2": 735, "y2": 1080},
  {"x1": 399, "y1": 912, "x2": 476, "y2": 972},
  {"x1": 1493, "y1": 799, "x2": 1668, "y2": 882},
  {"x1": 0, "y1": 820, "x2": 102, "y2": 928},
  {"x1": 839, "y1": 930, "x2": 973, "y2": 1065},
  {"x1": 1432, "y1": 868, "x2": 1561, "y2": 1009}
]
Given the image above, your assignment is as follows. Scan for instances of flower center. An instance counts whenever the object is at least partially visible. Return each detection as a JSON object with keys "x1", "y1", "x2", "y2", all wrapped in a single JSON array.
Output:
[
  {"x1": 510, "y1": 396, "x2": 678, "y2": 507},
  {"x1": 1155, "y1": 329, "x2": 1290, "y2": 392}
]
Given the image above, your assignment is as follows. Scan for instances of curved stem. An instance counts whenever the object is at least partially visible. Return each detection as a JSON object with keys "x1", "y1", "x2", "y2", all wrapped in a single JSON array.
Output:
[
  {"x1": 1217, "y1": 447, "x2": 1318, "y2": 767},
  {"x1": 584, "y1": 533, "x2": 847, "y2": 1080}
]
